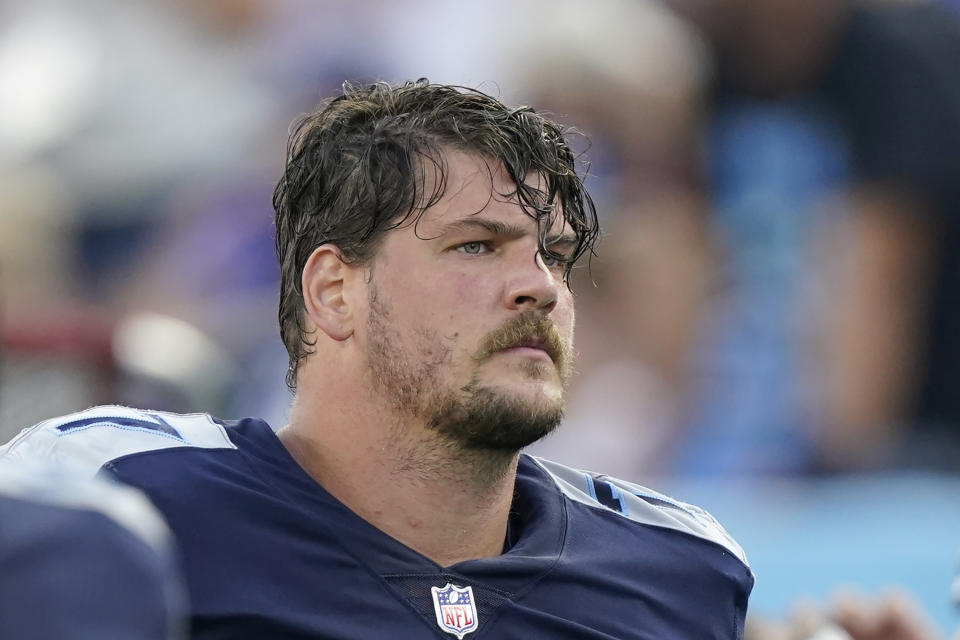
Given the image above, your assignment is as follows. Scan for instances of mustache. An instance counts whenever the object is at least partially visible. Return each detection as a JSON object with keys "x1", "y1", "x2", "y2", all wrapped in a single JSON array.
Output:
[{"x1": 474, "y1": 312, "x2": 570, "y2": 374}]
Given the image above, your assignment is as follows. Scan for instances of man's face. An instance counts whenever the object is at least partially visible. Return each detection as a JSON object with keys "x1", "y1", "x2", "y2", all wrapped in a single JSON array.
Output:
[{"x1": 360, "y1": 150, "x2": 577, "y2": 451}]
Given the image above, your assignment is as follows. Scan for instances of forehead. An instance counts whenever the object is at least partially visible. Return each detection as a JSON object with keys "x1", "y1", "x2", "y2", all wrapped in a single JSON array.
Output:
[{"x1": 414, "y1": 150, "x2": 569, "y2": 237}]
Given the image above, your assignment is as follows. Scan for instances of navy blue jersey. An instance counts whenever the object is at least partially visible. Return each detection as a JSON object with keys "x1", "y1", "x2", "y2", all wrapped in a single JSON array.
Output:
[{"x1": 1, "y1": 406, "x2": 753, "y2": 639}]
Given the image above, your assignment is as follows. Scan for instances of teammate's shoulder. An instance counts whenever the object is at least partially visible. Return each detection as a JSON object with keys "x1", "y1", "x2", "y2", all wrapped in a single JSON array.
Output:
[
  {"x1": 0, "y1": 405, "x2": 237, "y2": 477},
  {"x1": 0, "y1": 463, "x2": 173, "y2": 554},
  {"x1": 528, "y1": 455, "x2": 750, "y2": 568},
  {"x1": 0, "y1": 465, "x2": 187, "y2": 640}
]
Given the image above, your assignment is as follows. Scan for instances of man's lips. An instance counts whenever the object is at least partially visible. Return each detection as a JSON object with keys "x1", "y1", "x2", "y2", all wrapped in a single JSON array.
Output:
[
  {"x1": 497, "y1": 338, "x2": 554, "y2": 362},
  {"x1": 501, "y1": 346, "x2": 553, "y2": 361}
]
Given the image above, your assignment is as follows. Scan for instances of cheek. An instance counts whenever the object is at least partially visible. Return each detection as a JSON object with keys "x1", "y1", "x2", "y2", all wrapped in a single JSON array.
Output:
[
  {"x1": 444, "y1": 272, "x2": 495, "y2": 321},
  {"x1": 453, "y1": 271, "x2": 485, "y2": 300},
  {"x1": 401, "y1": 272, "x2": 483, "y2": 340}
]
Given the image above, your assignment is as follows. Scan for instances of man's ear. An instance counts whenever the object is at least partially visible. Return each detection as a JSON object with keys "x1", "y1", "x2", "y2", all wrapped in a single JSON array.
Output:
[{"x1": 301, "y1": 245, "x2": 357, "y2": 342}]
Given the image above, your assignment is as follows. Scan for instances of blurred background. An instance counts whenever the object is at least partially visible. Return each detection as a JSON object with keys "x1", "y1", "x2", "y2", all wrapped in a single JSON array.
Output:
[{"x1": 1, "y1": 0, "x2": 958, "y2": 634}]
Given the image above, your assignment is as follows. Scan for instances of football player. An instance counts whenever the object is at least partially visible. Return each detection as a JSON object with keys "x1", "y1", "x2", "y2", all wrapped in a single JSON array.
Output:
[{"x1": 1, "y1": 80, "x2": 752, "y2": 639}]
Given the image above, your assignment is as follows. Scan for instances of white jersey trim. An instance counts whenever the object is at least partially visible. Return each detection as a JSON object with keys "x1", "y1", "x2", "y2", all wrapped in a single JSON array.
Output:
[
  {"x1": 0, "y1": 405, "x2": 237, "y2": 477},
  {"x1": 529, "y1": 455, "x2": 750, "y2": 568}
]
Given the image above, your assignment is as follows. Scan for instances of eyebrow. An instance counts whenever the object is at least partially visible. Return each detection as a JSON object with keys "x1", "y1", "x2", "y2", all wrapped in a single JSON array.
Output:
[{"x1": 440, "y1": 218, "x2": 578, "y2": 247}]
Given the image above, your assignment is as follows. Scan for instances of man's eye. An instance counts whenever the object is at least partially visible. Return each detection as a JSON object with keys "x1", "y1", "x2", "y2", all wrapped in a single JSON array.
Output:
[
  {"x1": 456, "y1": 241, "x2": 490, "y2": 255},
  {"x1": 539, "y1": 251, "x2": 568, "y2": 268}
]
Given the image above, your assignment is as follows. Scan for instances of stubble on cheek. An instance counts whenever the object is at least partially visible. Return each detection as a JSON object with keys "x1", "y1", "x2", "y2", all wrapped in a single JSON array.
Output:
[{"x1": 366, "y1": 286, "x2": 455, "y2": 415}]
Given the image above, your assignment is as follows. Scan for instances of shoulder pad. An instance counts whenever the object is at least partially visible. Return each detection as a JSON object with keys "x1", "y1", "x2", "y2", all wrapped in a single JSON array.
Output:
[
  {"x1": 0, "y1": 405, "x2": 237, "y2": 477},
  {"x1": 530, "y1": 456, "x2": 749, "y2": 567}
]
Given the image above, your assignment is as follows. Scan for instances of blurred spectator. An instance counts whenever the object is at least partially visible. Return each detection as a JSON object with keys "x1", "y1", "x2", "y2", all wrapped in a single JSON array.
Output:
[
  {"x1": 814, "y1": 0, "x2": 960, "y2": 472},
  {"x1": 669, "y1": 0, "x2": 960, "y2": 473}
]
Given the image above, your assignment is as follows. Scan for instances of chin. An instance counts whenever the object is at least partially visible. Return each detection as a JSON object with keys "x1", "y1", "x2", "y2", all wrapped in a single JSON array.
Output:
[
  {"x1": 430, "y1": 380, "x2": 565, "y2": 452},
  {"x1": 509, "y1": 382, "x2": 564, "y2": 410},
  {"x1": 475, "y1": 374, "x2": 564, "y2": 409}
]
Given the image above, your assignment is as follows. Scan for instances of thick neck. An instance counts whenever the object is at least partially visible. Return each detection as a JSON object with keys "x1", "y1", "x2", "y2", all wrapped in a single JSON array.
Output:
[{"x1": 279, "y1": 400, "x2": 518, "y2": 567}]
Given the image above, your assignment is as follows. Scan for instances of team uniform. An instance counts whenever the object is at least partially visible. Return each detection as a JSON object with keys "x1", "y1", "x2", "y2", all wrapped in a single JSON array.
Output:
[
  {"x1": 0, "y1": 406, "x2": 753, "y2": 639},
  {"x1": 0, "y1": 464, "x2": 186, "y2": 640}
]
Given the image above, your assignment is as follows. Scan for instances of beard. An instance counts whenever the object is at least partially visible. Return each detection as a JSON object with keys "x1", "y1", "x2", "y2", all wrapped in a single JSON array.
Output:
[
  {"x1": 365, "y1": 284, "x2": 570, "y2": 453},
  {"x1": 425, "y1": 381, "x2": 564, "y2": 451}
]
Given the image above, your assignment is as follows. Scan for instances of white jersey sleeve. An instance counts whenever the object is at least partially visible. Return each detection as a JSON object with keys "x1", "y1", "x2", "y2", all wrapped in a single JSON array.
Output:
[{"x1": 0, "y1": 405, "x2": 236, "y2": 477}]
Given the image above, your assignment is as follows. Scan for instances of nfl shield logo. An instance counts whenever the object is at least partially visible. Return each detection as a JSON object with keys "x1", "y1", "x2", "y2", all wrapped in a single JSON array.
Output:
[{"x1": 431, "y1": 583, "x2": 479, "y2": 638}]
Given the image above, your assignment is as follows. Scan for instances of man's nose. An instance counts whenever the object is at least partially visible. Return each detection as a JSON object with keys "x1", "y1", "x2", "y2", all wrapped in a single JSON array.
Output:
[{"x1": 503, "y1": 251, "x2": 560, "y2": 313}]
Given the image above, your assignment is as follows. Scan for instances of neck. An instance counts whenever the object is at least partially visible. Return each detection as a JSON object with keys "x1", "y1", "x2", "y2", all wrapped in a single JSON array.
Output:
[{"x1": 279, "y1": 401, "x2": 519, "y2": 567}]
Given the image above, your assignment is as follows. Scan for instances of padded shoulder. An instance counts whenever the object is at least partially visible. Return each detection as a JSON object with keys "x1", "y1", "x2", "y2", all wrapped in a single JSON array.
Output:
[
  {"x1": 530, "y1": 456, "x2": 750, "y2": 568},
  {"x1": 0, "y1": 405, "x2": 236, "y2": 477}
]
